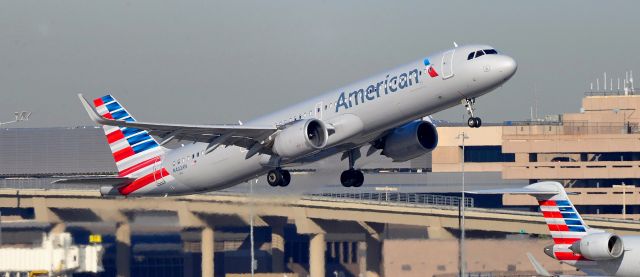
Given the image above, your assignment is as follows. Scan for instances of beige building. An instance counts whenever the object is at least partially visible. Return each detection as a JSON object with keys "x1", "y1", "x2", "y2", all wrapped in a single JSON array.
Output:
[{"x1": 432, "y1": 93, "x2": 640, "y2": 218}]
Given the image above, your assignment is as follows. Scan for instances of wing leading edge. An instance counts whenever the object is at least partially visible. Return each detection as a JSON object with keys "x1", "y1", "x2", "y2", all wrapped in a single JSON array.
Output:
[{"x1": 78, "y1": 93, "x2": 278, "y2": 150}]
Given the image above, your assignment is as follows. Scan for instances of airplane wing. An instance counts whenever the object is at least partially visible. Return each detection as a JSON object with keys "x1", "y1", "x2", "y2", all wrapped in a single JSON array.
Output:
[
  {"x1": 526, "y1": 252, "x2": 552, "y2": 277},
  {"x1": 78, "y1": 94, "x2": 279, "y2": 151},
  {"x1": 52, "y1": 176, "x2": 136, "y2": 186}
]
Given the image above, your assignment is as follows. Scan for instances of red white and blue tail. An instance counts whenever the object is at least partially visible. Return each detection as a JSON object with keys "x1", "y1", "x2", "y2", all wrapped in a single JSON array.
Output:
[
  {"x1": 469, "y1": 182, "x2": 599, "y2": 263},
  {"x1": 92, "y1": 95, "x2": 167, "y2": 179}
]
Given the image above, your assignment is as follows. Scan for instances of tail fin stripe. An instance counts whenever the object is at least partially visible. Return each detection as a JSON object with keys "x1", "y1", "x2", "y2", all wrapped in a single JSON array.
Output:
[
  {"x1": 119, "y1": 156, "x2": 160, "y2": 177},
  {"x1": 538, "y1": 200, "x2": 557, "y2": 206},
  {"x1": 118, "y1": 168, "x2": 169, "y2": 195},
  {"x1": 568, "y1": 226, "x2": 586, "y2": 232},
  {"x1": 114, "y1": 147, "x2": 136, "y2": 162},
  {"x1": 553, "y1": 238, "x2": 581, "y2": 244},
  {"x1": 555, "y1": 200, "x2": 571, "y2": 206},
  {"x1": 132, "y1": 141, "x2": 158, "y2": 153},
  {"x1": 565, "y1": 219, "x2": 582, "y2": 225},
  {"x1": 127, "y1": 133, "x2": 152, "y2": 145},
  {"x1": 107, "y1": 130, "x2": 125, "y2": 144},
  {"x1": 101, "y1": 95, "x2": 115, "y2": 103},
  {"x1": 117, "y1": 148, "x2": 162, "y2": 169},
  {"x1": 93, "y1": 98, "x2": 104, "y2": 107},
  {"x1": 542, "y1": 211, "x2": 563, "y2": 218},
  {"x1": 562, "y1": 213, "x2": 579, "y2": 219},
  {"x1": 103, "y1": 113, "x2": 114, "y2": 119},
  {"x1": 106, "y1": 102, "x2": 122, "y2": 111},
  {"x1": 122, "y1": 127, "x2": 143, "y2": 137},
  {"x1": 111, "y1": 110, "x2": 129, "y2": 119}
]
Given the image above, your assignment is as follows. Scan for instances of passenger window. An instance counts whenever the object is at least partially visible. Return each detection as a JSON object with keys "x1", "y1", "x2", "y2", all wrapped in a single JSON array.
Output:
[
  {"x1": 475, "y1": 50, "x2": 485, "y2": 58},
  {"x1": 484, "y1": 49, "x2": 497, "y2": 55},
  {"x1": 467, "y1": 52, "x2": 474, "y2": 60}
]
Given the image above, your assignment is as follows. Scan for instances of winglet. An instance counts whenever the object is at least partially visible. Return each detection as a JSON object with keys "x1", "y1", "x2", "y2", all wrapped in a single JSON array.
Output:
[
  {"x1": 526, "y1": 252, "x2": 552, "y2": 277},
  {"x1": 78, "y1": 93, "x2": 109, "y2": 124}
]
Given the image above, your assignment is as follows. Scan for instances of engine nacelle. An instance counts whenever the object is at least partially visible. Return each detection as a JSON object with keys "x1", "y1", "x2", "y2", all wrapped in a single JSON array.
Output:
[
  {"x1": 273, "y1": 119, "x2": 329, "y2": 159},
  {"x1": 381, "y1": 120, "x2": 438, "y2": 162},
  {"x1": 571, "y1": 233, "x2": 624, "y2": 260}
]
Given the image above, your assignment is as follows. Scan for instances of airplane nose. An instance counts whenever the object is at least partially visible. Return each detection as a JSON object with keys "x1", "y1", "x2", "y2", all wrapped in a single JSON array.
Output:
[{"x1": 497, "y1": 55, "x2": 517, "y2": 79}]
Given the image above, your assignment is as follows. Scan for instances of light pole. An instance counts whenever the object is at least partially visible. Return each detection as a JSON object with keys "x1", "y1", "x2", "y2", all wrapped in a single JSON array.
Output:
[
  {"x1": 456, "y1": 131, "x2": 469, "y2": 277},
  {"x1": 0, "y1": 111, "x2": 31, "y2": 126},
  {"x1": 613, "y1": 183, "x2": 635, "y2": 220}
]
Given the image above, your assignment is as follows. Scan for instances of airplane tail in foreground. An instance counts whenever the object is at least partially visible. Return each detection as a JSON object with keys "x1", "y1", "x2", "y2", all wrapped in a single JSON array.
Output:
[
  {"x1": 470, "y1": 182, "x2": 598, "y2": 262},
  {"x1": 92, "y1": 94, "x2": 167, "y2": 178}
]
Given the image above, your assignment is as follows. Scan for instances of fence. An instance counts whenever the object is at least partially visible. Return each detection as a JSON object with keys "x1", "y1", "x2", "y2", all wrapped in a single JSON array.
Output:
[
  {"x1": 503, "y1": 121, "x2": 639, "y2": 136},
  {"x1": 306, "y1": 192, "x2": 474, "y2": 208}
]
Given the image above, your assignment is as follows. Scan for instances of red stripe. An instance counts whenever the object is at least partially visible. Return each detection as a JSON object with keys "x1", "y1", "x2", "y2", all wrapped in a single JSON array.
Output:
[
  {"x1": 93, "y1": 98, "x2": 104, "y2": 107},
  {"x1": 538, "y1": 200, "x2": 557, "y2": 206},
  {"x1": 113, "y1": 146, "x2": 135, "y2": 162},
  {"x1": 103, "y1": 112, "x2": 113, "y2": 119},
  {"x1": 554, "y1": 237, "x2": 581, "y2": 244},
  {"x1": 118, "y1": 168, "x2": 169, "y2": 195},
  {"x1": 106, "y1": 129, "x2": 125, "y2": 144},
  {"x1": 554, "y1": 251, "x2": 586, "y2": 261},
  {"x1": 428, "y1": 66, "x2": 439, "y2": 77},
  {"x1": 119, "y1": 156, "x2": 160, "y2": 177},
  {"x1": 542, "y1": 211, "x2": 563, "y2": 218}
]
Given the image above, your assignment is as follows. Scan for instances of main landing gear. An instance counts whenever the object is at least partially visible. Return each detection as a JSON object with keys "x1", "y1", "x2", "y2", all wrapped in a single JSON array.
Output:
[
  {"x1": 464, "y1": 98, "x2": 482, "y2": 128},
  {"x1": 340, "y1": 149, "x2": 364, "y2": 187},
  {"x1": 267, "y1": 168, "x2": 291, "y2": 187}
]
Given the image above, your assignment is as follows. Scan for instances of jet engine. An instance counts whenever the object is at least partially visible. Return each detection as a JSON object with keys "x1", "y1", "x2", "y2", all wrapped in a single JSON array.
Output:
[
  {"x1": 273, "y1": 119, "x2": 329, "y2": 159},
  {"x1": 571, "y1": 233, "x2": 624, "y2": 260},
  {"x1": 381, "y1": 120, "x2": 438, "y2": 162}
]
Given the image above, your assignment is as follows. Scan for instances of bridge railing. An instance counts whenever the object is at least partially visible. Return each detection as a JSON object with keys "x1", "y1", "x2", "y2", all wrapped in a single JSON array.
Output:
[{"x1": 305, "y1": 192, "x2": 474, "y2": 208}]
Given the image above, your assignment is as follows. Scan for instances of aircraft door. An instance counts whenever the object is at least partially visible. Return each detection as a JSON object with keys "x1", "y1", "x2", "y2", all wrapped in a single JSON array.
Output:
[
  {"x1": 153, "y1": 157, "x2": 166, "y2": 186},
  {"x1": 314, "y1": 102, "x2": 323, "y2": 120},
  {"x1": 441, "y1": 50, "x2": 455, "y2": 79}
]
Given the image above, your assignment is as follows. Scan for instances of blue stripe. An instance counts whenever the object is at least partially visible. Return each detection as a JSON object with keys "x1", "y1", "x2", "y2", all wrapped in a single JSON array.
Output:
[
  {"x1": 122, "y1": 128, "x2": 143, "y2": 137},
  {"x1": 132, "y1": 140, "x2": 158, "y2": 153},
  {"x1": 561, "y1": 212, "x2": 579, "y2": 219},
  {"x1": 127, "y1": 133, "x2": 151, "y2": 145},
  {"x1": 101, "y1": 95, "x2": 115, "y2": 103},
  {"x1": 123, "y1": 117, "x2": 135, "y2": 122},
  {"x1": 568, "y1": 226, "x2": 586, "y2": 232},
  {"x1": 106, "y1": 102, "x2": 122, "y2": 112},
  {"x1": 111, "y1": 110, "x2": 129, "y2": 120},
  {"x1": 564, "y1": 219, "x2": 582, "y2": 226},
  {"x1": 556, "y1": 200, "x2": 571, "y2": 207},
  {"x1": 423, "y1": 58, "x2": 430, "y2": 66},
  {"x1": 559, "y1": 207, "x2": 574, "y2": 212}
]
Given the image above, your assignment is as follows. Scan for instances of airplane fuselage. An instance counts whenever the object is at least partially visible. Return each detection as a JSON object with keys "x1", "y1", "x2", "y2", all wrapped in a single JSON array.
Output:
[{"x1": 124, "y1": 44, "x2": 517, "y2": 195}]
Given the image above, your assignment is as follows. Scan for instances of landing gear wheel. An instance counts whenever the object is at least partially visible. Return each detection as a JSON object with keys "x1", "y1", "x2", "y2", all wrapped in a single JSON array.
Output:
[
  {"x1": 474, "y1": 117, "x2": 482, "y2": 128},
  {"x1": 467, "y1": 117, "x2": 482, "y2": 128},
  {"x1": 267, "y1": 170, "x2": 283, "y2": 187},
  {"x1": 281, "y1": 170, "x2": 291, "y2": 187},
  {"x1": 340, "y1": 169, "x2": 364, "y2": 187},
  {"x1": 463, "y1": 98, "x2": 481, "y2": 128}
]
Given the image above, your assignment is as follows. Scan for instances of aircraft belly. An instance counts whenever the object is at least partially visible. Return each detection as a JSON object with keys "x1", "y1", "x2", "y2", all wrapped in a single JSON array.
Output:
[{"x1": 172, "y1": 146, "x2": 267, "y2": 193}]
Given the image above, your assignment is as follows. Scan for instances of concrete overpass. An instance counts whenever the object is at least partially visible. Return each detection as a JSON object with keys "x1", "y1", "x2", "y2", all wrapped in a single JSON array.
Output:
[{"x1": 1, "y1": 188, "x2": 639, "y2": 277}]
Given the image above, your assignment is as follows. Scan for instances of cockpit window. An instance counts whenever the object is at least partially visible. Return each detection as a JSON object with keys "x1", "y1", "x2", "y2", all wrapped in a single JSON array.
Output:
[{"x1": 468, "y1": 49, "x2": 498, "y2": 61}]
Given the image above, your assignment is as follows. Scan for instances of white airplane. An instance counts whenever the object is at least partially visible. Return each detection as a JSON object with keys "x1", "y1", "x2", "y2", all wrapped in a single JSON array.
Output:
[
  {"x1": 473, "y1": 182, "x2": 640, "y2": 277},
  {"x1": 60, "y1": 44, "x2": 517, "y2": 196}
]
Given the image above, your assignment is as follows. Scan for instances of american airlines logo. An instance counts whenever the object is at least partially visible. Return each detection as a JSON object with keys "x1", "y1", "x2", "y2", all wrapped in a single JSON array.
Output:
[{"x1": 335, "y1": 58, "x2": 438, "y2": 112}]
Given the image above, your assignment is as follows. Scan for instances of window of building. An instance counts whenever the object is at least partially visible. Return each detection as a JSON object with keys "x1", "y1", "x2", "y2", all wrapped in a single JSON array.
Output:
[{"x1": 463, "y1": 146, "x2": 515, "y2": 163}]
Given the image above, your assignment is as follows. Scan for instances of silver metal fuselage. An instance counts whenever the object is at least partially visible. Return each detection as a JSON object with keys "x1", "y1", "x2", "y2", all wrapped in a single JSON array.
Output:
[{"x1": 136, "y1": 44, "x2": 517, "y2": 195}]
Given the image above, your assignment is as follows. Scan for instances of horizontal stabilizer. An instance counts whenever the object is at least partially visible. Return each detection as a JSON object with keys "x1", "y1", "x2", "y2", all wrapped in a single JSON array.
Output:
[
  {"x1": 52, "y1": 177, "x2": 136, "y2": 186},
  {"x1": 526, "y1": 252, "x2": 552, "y2": 277}
]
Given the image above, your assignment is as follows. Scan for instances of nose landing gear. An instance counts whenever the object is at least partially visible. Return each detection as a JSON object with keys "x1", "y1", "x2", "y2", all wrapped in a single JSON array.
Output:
[{"x1": 464, "y1": 98, "x2": 482, "y2": 128}]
